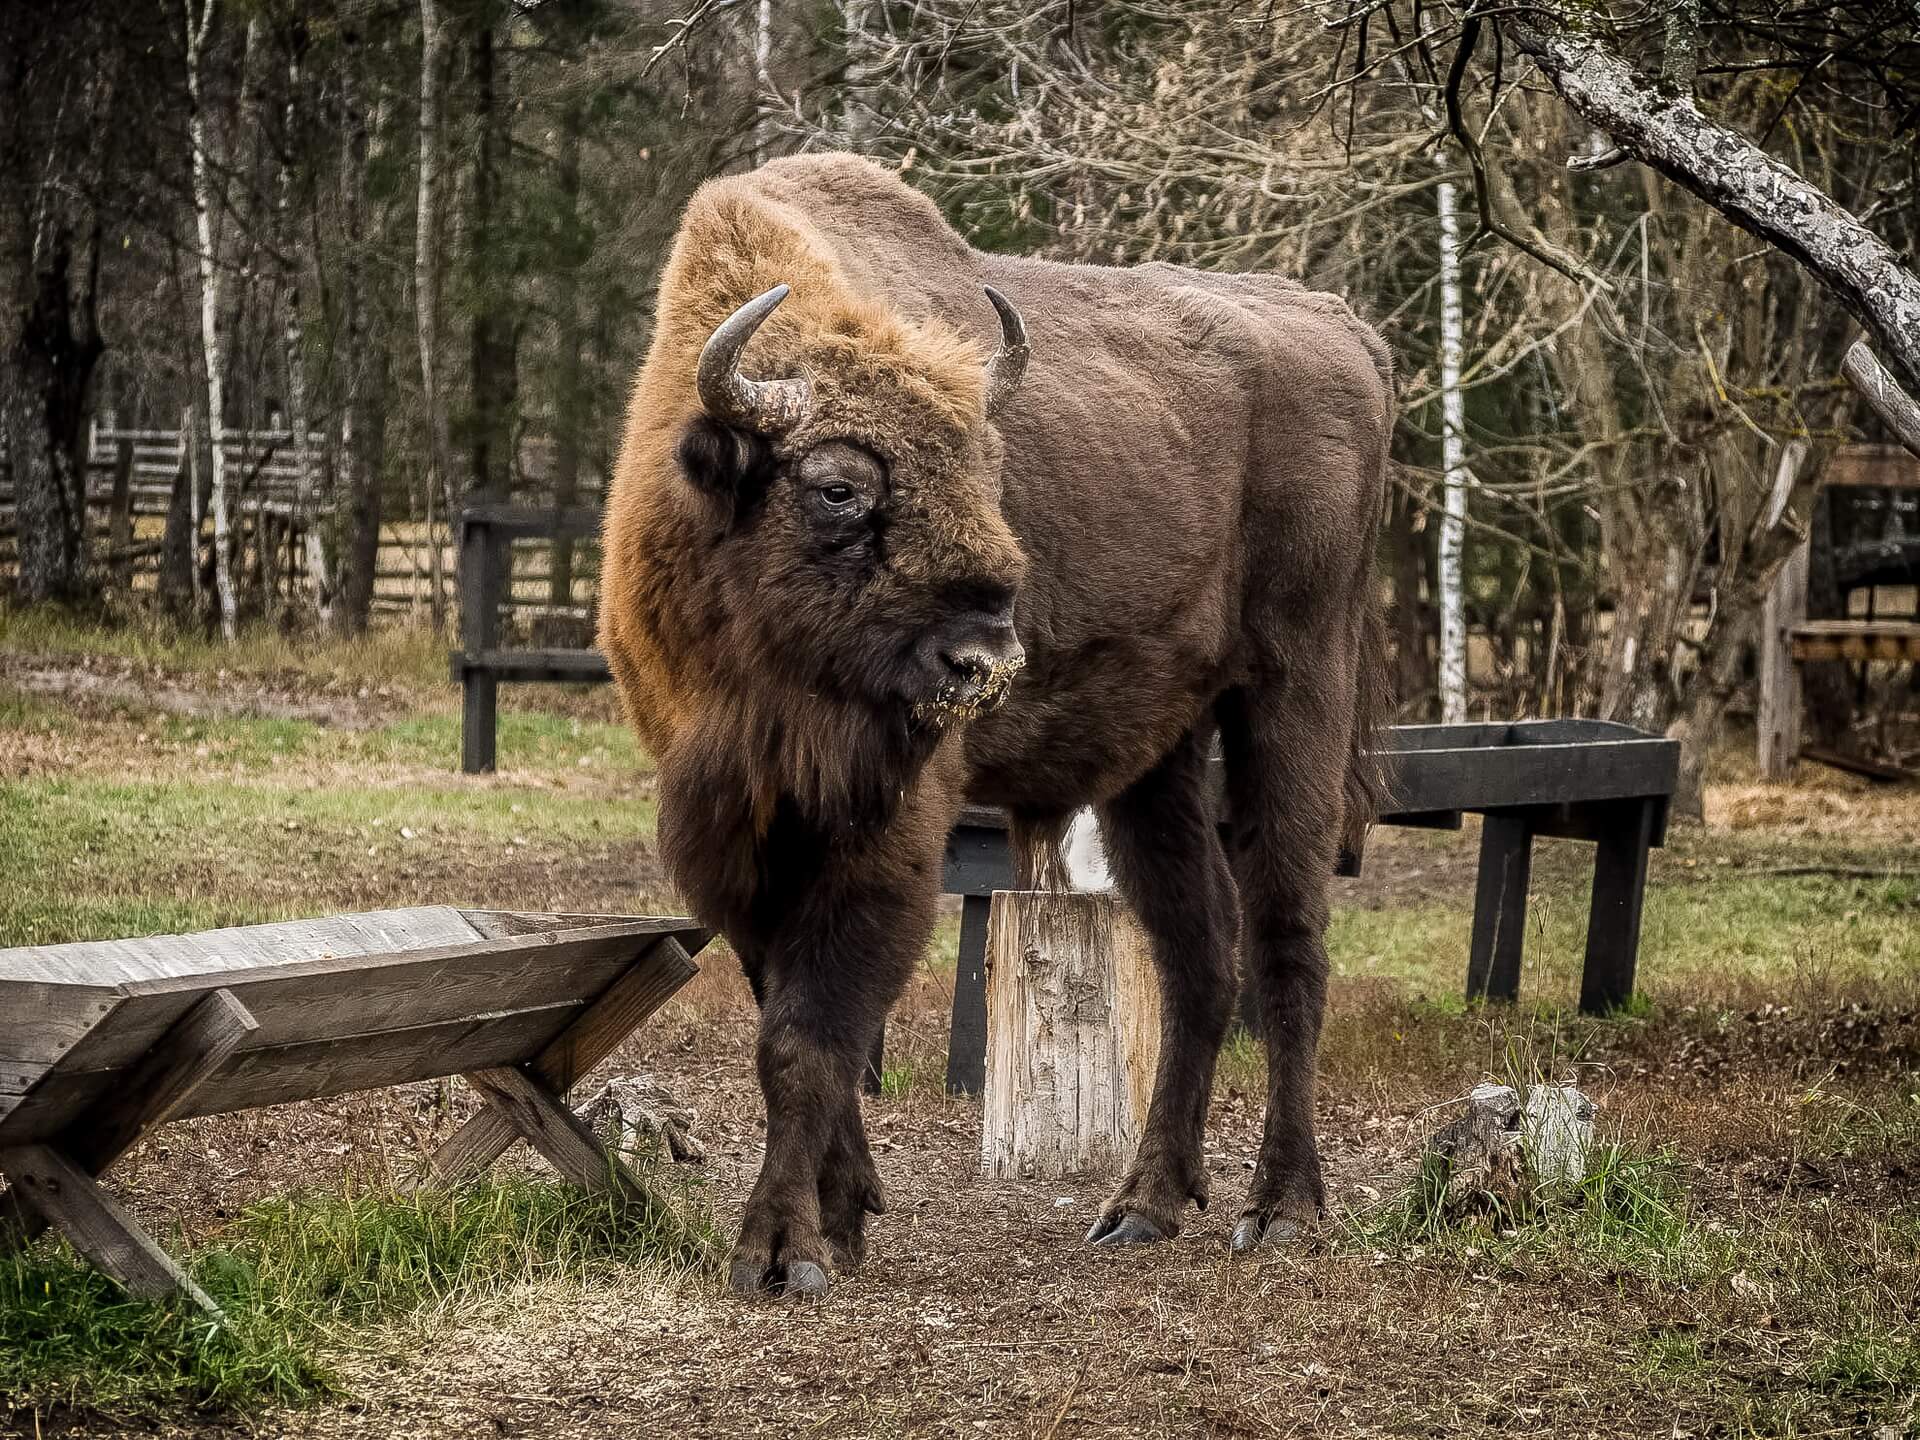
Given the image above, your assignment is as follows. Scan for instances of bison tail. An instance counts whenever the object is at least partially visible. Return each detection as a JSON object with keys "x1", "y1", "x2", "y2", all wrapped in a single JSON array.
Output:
[{"x1": 1343, "y1": 599, "x2": 1390, "y2": 857}]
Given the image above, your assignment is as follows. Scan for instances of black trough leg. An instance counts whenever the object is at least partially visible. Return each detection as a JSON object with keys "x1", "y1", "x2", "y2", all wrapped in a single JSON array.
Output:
[
  {"x1": 944, "y1": 893, "x2": 993, "y2": 1095},
  {"x1": 863, "y1": 1025, "x2": 885, "y2": 1096},
  {"x1": 1467, "y1": 812, "x2": 1533, "y2": 1002},
  {"x1": 1579, "y1": 798, "x2": 1658, "y2": 1014},
  {"x1": 461, "y1": 670, "x2": 499, "y2": 774}
]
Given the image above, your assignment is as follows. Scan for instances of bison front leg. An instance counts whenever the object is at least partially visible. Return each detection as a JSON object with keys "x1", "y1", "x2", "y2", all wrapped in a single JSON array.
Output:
[
  {"x1": 728, "y1": 1003, "x2": 852, "y2": 1297},
  {"x1": 728, "y1": 864, "x2": 929, "y2": 1298}
]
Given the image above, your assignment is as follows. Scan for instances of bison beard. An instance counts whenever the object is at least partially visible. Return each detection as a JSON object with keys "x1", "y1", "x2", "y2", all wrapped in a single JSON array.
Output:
[{"x1": 600, "y1": 154, "x2": 1393, "y2": 1296}]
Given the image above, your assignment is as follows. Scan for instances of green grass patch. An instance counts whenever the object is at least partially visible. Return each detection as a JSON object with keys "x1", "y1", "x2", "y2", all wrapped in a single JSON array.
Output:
[
  {"x1": 0, "y1": 773, "x2": 658, "y2": 947},
  {"x1": 1, "y1": 1179, "x2": 719, "y2": 1417},
  {"x1": 361, "y1": 708, "x2": 646, "y2": 773},
  {"x1": 1351, "y1": 1136, "x2": 1692, "y2": 1274}
]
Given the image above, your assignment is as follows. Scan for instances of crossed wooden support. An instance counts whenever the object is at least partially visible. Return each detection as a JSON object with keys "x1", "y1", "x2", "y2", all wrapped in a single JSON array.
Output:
[{"x1": 0, "y1": 937, "x2": 697, "y2": 1317}]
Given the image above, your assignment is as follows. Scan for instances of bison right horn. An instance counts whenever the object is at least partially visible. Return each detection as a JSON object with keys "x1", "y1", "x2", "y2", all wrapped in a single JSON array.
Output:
[
  {"x1": 982, "y1": 285, "x2": 1029, "y2": 419},
  {"x1": 696, "y1": 284, "x2": 814, "y2": 433}
]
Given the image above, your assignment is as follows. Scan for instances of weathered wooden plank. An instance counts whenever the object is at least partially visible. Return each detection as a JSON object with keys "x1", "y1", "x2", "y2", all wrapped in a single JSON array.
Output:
[
  {"x1": 0, "y1": 982, "x2": 123, "y2": 1065},
  {"x1": 1789, "y1": 620, "x2": 1920, "y2": 663},
  {"x1": 0, "y1": 1002, "x2": 585, "y2": 1141},
  {"x1": 0, "y1": 907, "x2": 484, "y2": 984},
  {"x1": 423, "y1": 937, "x2": 698, "y2": 1185},
  {"x1": 460, "y1": 910, "x2": 639, "y2": 940},
  {"x1": 46, "y1": 926, "x2": 677, "y2": 1078},
  {"x1": 464, "y1": 1066, "x2": 644, "y2": 1194},
  {"x1": 459, "y1": 503, "x2": 604, "y2": 541},
  {"x1": 2, "y1": 990, "x2": 259, "y2": 1254},
  {"x1": 0, "y1": 1144, "x2": 220, "y2": 1314}
]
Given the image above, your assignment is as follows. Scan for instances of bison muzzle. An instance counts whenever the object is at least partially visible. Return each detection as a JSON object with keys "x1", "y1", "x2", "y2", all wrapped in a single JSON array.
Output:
[{"x1": 600, "y1": 154, "x2": 1392, "y2": 1297}]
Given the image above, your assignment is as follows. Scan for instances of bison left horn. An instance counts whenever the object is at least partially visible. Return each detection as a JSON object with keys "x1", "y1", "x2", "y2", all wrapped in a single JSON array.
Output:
[
  {"x1": 696, "y1": 284, "x2": 814, "y2": 433},
  {"x1": 982, "y1": 285, "x2": 1029, "y2": 419}
]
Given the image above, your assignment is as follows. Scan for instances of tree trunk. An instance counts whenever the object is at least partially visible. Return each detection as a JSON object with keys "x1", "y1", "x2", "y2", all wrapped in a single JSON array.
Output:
[
  {"x1": 980, "y1": 891, "x2": 1159, "y2": 1181},
  {"x1": 415, "y1": 0, "x2": 453, "y2": 621},
  {"x1": 1509, "y1": 19, "x2": 1920, "y2": 400},
  {"x1": 335, "y1": 5, "x2": 381, "y2": 635},
  {"x1": 1435, "y1": 170, "x2": 1470, "y2": 723},
  {"x1": 1386, "y1": 483, "x2": 1431, "y2": 720},
  {"x1": 4, "y1": 226, "x2": 102, "y2": 606},
  {"x1": 468, "y1": 8, "x2": 517, "y2": 501},
  {"x1": 276, "y1": 35, "x2": 329, "y2": 626},
  {"x1": 550, "y1": 100, "x2": 585, "y2": 606},
  {"x1": 185, "y1": 2, "x2": 250, "y2": 641}
]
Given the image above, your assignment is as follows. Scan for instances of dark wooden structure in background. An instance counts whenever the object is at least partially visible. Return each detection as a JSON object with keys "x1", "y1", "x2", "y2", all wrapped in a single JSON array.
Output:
[
  {"x1": 938, "y1": 720, "x2": 1677, "y2": 1093},
  {"x1": 450, "y1": 507, "x2": 1679, "y2": 1093},
  {"x1": 0, "y1": 908, "x2": 707, "y2": 1315}
]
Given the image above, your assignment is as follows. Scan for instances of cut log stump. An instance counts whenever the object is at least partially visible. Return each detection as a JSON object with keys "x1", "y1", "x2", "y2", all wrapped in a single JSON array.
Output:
[{"x1": 980, "y1": 890, "x2": 1160, "y2": 1180}]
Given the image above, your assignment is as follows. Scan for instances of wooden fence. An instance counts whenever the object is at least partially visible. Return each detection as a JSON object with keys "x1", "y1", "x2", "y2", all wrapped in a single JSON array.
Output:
[{"x1": 0, "y1": 422, "x2": 607, "y2": 621}]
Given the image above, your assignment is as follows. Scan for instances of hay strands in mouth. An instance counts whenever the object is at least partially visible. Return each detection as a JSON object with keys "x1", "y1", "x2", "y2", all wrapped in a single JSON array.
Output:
[{"x1": 914, "y1": 653, "x2": 1026, "y2": 726}]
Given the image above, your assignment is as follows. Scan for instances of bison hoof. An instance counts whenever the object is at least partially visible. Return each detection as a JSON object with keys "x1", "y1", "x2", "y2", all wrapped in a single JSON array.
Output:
[
  {"x1": 1230, "y1": 1213, "x2": 1305, "y2": 1253},
  {"x1": 728, "y1": 1254, "x2": 832, "y2": 1299},
  {"x1": 1085, "y1": 1210, "x2": 1169, "y2": 1247}
]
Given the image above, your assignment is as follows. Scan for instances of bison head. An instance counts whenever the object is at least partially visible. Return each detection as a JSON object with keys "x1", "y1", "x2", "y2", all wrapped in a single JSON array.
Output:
[{"x1": 673, "y1": 283, "x2": 1030, "y2": 730}]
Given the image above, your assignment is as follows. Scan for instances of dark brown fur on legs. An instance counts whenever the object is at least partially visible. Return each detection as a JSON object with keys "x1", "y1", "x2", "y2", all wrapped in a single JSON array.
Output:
[
  {"x1": 1216, "y1": 609, "x2": 1365, "y2": 1248},
  {"x1": 1085, "y1": 725, "x2": 1240, "y2": 1245}
]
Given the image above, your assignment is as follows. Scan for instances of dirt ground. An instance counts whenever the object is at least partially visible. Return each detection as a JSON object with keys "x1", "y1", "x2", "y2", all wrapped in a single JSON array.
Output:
[{"x1": 3, "y1": 645, "x2": 1918, "y2": 1438}]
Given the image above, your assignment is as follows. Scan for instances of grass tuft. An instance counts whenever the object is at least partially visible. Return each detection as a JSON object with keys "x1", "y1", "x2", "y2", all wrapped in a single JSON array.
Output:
[{"x1": 1, "y1": 1178, "x2": 719, "y2": 1418}]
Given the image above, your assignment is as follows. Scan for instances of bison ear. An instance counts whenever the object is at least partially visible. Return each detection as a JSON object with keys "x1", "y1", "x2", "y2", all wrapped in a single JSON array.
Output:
[{"x1": 675, "y1": 416, "x2": 775, "y2": 515}]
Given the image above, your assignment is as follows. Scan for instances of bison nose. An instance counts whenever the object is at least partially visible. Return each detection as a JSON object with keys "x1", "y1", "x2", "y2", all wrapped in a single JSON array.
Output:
[
  {"x1": 942, "y1": 629, "x2": 1025, "y2": 680},
  {"x1": 940, "y1": 588, "x2": 1023, "y2": 679}
]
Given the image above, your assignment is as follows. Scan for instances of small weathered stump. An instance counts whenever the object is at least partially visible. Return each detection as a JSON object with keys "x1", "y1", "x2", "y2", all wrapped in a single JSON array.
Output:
[
  {"x1": 1424, "y1": 1081, "x2": 1596, "y2": 1223},
  {"x1": 581, "y1": 1073, "x2": 706, "y2": 1165},
  {"x1": 980, "y1": 891, "x2": 1159, "y2": 1180}
]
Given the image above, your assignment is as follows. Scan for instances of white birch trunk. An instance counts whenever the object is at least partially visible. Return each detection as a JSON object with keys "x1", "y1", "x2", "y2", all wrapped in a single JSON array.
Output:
[
  {"x1": 415, "y1": 0, "x2": 452, "y2": 620},
  {"x1": 186, "y1": 0, "x2": 242, "y2": 640},
  {"x1": 1435, "y1": 172, "x2": 1470, "y2": 723},
  {"x1": 754, "y1": 0, "x2": 775, "y2": 165},
  {"x1": 276, "y1": 49, "x2": 329, "y2": 625}
]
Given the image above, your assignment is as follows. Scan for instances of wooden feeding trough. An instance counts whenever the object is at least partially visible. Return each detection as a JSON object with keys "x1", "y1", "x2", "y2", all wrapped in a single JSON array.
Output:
[{"x1": 0, "y1": 907, "x2": 708, "y2": 1315}]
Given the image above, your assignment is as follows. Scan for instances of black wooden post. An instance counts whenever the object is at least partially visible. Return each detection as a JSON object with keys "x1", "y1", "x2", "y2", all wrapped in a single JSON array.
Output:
[
  {"x1": 1578, "y1": 798, "x2": 1658, "y2": 1014},
  {"x1": 943, "y1": 893, "x2": 994, "y2": 1095},
  {"x1": 1466, "y1": 812, "x2": 1533, "y2": 1002},
  {"x1": 459, "y1": 509, "x2": 504, "y2": 774}
]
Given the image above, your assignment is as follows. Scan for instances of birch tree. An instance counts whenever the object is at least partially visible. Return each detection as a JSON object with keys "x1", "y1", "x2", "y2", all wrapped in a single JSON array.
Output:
[
  {"x1": 1434, "y1": 172, "x2": 1469, "y2": 723},
  {"x1": 415, "y1": 0, "x2": 453, "y2": 618},
  {"x1": 183, "y1": 0, "x2": 255, "y2": 640}
]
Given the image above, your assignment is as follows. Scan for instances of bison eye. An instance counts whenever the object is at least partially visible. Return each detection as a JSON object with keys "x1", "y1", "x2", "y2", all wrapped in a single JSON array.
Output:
[{"x1": 812, "y1": 481, "x2": 868, "y2": 518}]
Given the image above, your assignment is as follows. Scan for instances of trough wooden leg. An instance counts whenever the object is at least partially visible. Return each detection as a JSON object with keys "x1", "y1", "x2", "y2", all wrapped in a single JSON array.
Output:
[
  {"x1": 462, "y1": 1066, "x2": 644, "y2": 1195},
  {"x1": 0, "y1": 1144, "x2": 222, "y2": 1316},
  {"x1": 1579, "y1": 799, "x2": 1658, "y2": 1015},
  {"x1": 1467, "y1": 813, "x2": 1533, "y2": 1003},
  {"x1": 422, "y1": 936, "x2": 697, "y2": 1186},
  {"x1": 0, "y1": 988, "x2": 257, "y2": 1257},
  {"x1": 943, "y1": 893, "x2": 993, "y2": 1096}
]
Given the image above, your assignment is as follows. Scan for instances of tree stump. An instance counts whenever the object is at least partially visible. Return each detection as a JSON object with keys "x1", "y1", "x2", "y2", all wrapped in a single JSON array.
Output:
[{"x1": 979, "y1": 890, "x2": 1160, "y2": 1180}]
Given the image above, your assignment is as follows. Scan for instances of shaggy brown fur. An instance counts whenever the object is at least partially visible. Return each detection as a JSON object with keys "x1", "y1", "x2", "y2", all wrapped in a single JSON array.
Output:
[{"x1": 600, "y1": 153, "x2": 1393, "y2": 1294}]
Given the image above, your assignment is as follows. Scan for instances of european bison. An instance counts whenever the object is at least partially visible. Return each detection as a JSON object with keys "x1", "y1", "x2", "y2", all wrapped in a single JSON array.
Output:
[{"x1": 600, "y1": 153, "x2": 1392, "y2": 1296}]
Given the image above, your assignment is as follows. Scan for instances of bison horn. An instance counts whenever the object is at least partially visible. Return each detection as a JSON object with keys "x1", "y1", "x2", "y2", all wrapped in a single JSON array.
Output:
[
  {"x1": 982, "y1": 285, "x2": 1029, "y2": 419},
  {"x1": 696, "y1": 284, "x2": 813, "y2": 432}
]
